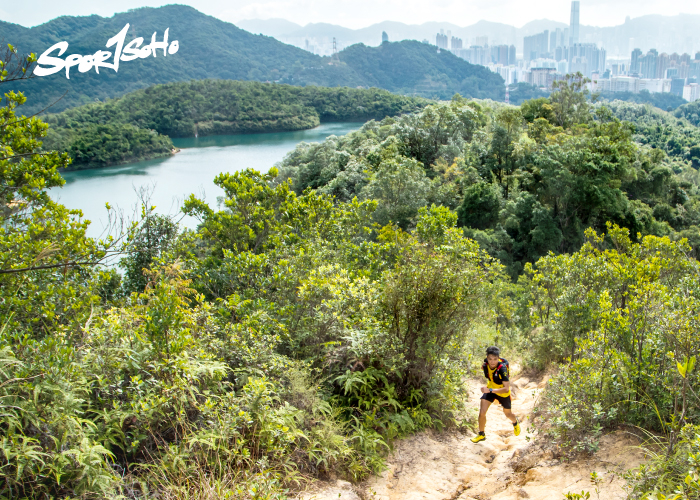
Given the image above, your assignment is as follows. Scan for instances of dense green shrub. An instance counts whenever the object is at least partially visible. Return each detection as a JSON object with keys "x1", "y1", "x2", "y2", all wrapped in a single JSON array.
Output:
[
  {"x1": 626, "y1": 424, "x2": 700, "y2": 499},
  {"x1": 526, "y1": 224, "x2": 700, "y2": 452},
  {"x1": 675, "y1": 100, "x2": 700, "y2": 127}
]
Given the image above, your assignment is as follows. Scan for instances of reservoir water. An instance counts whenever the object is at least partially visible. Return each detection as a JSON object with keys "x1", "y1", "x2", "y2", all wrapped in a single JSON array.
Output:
[{"x1": 50, "y1": 122, "x2": 364, "y2": 236}]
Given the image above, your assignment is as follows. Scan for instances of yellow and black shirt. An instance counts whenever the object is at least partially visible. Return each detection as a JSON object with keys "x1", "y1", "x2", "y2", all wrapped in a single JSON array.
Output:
[{"x1": 482, "y1": 358, "x2": 510, "y2": 398}]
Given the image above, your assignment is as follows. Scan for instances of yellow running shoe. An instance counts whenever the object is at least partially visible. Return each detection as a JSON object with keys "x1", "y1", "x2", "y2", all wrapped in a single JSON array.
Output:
[
  {"x1": 513, "y1": 421, "x2": 521, "y2": 436},
  {"x1": 471, "y1": 433, "x2": 486, "y2": 443}
]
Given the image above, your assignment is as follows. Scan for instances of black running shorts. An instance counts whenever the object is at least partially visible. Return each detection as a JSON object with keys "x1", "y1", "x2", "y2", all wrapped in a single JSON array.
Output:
[{"x1": 480, "y1": 392, "x2": 512, "y2": 409}]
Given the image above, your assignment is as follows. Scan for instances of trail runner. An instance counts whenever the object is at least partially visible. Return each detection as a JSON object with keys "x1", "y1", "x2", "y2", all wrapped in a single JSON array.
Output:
[{"x1": 471, "y1": 346, "x2": 521, "y2": 443}]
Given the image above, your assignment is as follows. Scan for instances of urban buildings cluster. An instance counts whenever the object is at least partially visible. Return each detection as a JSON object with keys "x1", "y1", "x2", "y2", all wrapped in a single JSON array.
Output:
[
  {"x1": 433, "y1": 2, "x2": 609, "y2": 90},
  {"x1": 591, "y1": 50, "x2": 700, "y2": 101},
  {"x1": 293, "y1": 1, "x2": 700, "y2": 103},
  {"x1": 431, "y1": 1, "x2": 700, "y2": 102}
]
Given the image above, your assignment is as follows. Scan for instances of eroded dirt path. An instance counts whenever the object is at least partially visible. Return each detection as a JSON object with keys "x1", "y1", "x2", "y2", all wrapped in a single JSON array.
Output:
[{"x1": 299, "y1": 373, "x2": 646, "y2": 500}]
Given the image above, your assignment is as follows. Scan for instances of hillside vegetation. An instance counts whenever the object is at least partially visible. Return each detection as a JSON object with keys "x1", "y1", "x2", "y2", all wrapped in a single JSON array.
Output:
[
  {"x1": 598, "y1": 90, "x2": 687, "y2": 111},
  {"x1": 277, "y1": 78, "x2": 700, "y2": 278},
  {"x1": 41, "y1": 80, "x2": 430, "y2": 167},
  {"x1": 676, "y1": 99, "x2": 700, "y2": 127},
  {"x1": 1, "y1": 66, "x2": 699, "y2": 500},
  {"x1": 508, "y1": 85, "x2": 689, "y2": 110},
  {"x1": 6, "y1": 5, "x2": 503, "y2": 114}
]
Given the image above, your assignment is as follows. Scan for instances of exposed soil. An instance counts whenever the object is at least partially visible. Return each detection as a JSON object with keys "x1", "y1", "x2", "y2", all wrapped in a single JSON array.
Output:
[{"x1": 298, "y1": 373, "x2": 646, "y2": 500}]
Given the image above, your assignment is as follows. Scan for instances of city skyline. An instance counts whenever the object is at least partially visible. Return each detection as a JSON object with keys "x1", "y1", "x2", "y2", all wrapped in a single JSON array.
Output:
[
  {"x1": 422, "y1": 1, "x2": 700, "y2": 101},
  {"x1": 3, "y1": 0, "x2": 700, "y2": 30}
]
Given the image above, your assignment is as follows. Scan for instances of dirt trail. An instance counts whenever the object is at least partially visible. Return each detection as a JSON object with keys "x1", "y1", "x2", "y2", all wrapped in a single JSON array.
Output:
[{"x1": 298, "y1": 373, "x2": 646, "y2": 500}]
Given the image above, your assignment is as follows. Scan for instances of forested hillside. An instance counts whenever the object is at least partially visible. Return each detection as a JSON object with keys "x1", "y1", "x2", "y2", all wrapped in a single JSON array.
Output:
[
  {"x1": 676, "y1": 99, "x2": 700, "y2": 127},
  {"x1": 276, "y1": 77, "x2": 700, "y2": 278},
  {"x1": 5, "y1": 5, "x2": 503, "y2": 114},
  {"x1": 598, "y1": 90, "x2": 687, "y2": 111},
  {"x1": 2, "y1": 65, "x2": 699, "y2": 499},
  {"x1": 508, "y1": 85, "x2": 689, "y2": 110},
  {"x1": 41, "y1": 80, "x2": 430, "y2": 167},
  {"x1": 321, "y1": 40, "x2": 505, "y2": 100},
  {"x1": 604, "y1": 99, "x2": 700, "y2": 170}
]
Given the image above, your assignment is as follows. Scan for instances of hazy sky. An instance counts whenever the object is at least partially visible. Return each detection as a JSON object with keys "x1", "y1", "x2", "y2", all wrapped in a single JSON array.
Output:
[{"x1": 2, "y1": 0, "x2": 699, "y2": 29}]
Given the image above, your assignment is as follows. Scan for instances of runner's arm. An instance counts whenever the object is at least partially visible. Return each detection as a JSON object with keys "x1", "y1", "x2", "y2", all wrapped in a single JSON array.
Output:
[{"x1": 491, "y1": 381, "x2": 510, "y2": 395}]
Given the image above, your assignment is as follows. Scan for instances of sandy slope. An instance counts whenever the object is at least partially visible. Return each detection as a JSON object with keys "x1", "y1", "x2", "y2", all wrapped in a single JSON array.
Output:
[{"x1": 298, "y1": 373, "x2": 646, "y2": 500}]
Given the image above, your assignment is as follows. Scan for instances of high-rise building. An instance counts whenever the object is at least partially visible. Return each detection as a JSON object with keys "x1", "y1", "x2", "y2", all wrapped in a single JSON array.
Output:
[
  {"x1": 671, "y1": 78, "x2": 686, "y2": 97},
  {"x1": 683, "y1": 83, "x2": 700, "y2": 102},
  {"x1": 569, "y1": 1, "x2": 580, "y2": 46},
  {"x1": 641, "y1": 49, "x2": 658, "y2": 79},
  {"x1": 690, "y1": 59, "x2": 700, "y2": 80},
  {"x1": 656, "y1": 53, "x2": 670, "y2": 79},
  {"x1": 555, "y1": 45, "x2": 568, "y2": 62},
  {"x1": 451, "y1": 37, "x2": 463, "y2": 50},
  {"x1": 568, "y1": 43, "x2": 606, "y2": 77},
  {"x1": 630, "y1": 48, "x2": 642, "y2": 75},
  {"x1": 530, "y1": 68, "x2": 557, "y2": 88},
  {"x1": 436, "y1": 31, "x2": 448, "y2": 49},
  {"x1": 498, "y1": 45, "x2": 509, "y2": 65},
  {"x1": 523, "y1": 31, "x2": 550, "y2": 61},
  {"x1": 381, "y1": 31, "x2": 389, "y2": 43},
  {"x1": 509, "y1": 45, "x2": 516, "y2": 66},
  {"x1": 456, "y1": 45, "x2": 489, "y2": 66},
  {"x1": 549, "y1": 28, "x2": 569, "y2": 52}
]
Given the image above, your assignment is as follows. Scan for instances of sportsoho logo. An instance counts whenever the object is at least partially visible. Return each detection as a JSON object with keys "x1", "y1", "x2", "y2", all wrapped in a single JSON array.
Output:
[{"x1": 34, "y1": 24, "x2": 179, "y2": 79}]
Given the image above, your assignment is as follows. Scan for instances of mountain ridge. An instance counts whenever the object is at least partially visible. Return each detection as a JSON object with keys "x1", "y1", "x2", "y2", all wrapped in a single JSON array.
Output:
[
  {"x1": 4, "y1": 5, "x2": 504, "y2": 114},
  {"x1": 237, "y1": 14, "x2": 700, "y2": 55}
]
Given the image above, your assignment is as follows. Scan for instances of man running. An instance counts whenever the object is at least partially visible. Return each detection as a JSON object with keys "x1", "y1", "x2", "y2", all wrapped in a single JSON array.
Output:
[{"x1": 471, "y1": 346, "x2": 520, "y2": 443}]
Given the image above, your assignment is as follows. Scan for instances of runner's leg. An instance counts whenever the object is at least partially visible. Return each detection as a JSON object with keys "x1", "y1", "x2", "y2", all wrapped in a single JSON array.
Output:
[
  {"x1": 503, "y1": 407, "x2": 517, "y2": 424},
  {"x1": 478, "y1": 398, "x2": 491, "y2": 432}
]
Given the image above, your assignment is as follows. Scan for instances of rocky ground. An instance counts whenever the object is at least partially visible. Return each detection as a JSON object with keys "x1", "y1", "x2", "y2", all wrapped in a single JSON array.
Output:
[{"x1": 297, "y1": 373, "x2": 646, "y2": 500}]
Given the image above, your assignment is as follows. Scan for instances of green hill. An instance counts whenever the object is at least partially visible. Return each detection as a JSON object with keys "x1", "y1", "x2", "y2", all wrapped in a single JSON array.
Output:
[
  {"x1": 4, "y1": 5, "x2": 503, "y2": 114},
  {"x1": 675, "y1": 99, "x2": 700, "y2": 126},
  {"x1": 275, "y1": 93, "x2": 700, "y2": 277},
  {"x1": 598, "y1": 90, "x2": 687, "y2": 111},
  {"x1": 41, "y1": 80, "x2": 430, "y2": 168},
  {"x1": 322, "y1": 41, "x2": 504, "y2": 100}
]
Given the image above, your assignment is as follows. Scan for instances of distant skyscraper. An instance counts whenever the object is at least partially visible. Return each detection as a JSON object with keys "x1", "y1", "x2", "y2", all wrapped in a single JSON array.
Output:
[
  {"x1": 670, "y1": 78, "x2": 685, "y2": 96},
  {"x1": 523, "y1": 31, "x2": 550, "y2": 61},
  {"x1": 691, "y1": 58, "x2": 700, "y2": 80},
  {"x1": 550, "y1": 28, "x2": 567, "y2": 50},
  {"x1": 569, "y1": 1, "x2": 580, "y2": 46},
  {"x1": 656, "y1": 53, "x2": 670, "y2": 79},
  {"x1": 641, "y1": 49, "x2": 658, "y2": 79},
  {"x1": 436, "y1": 31, "x2": 448, "y2": 49},
  {"x1": 630, "y1": 48, "x2": 642, "y2": 75},
  {"x1": 381, "y1": 31, "x2": 389, "y2": 43},
  {"x1": 568, "y1": 43, "x2": 606, "y2": 77}
]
